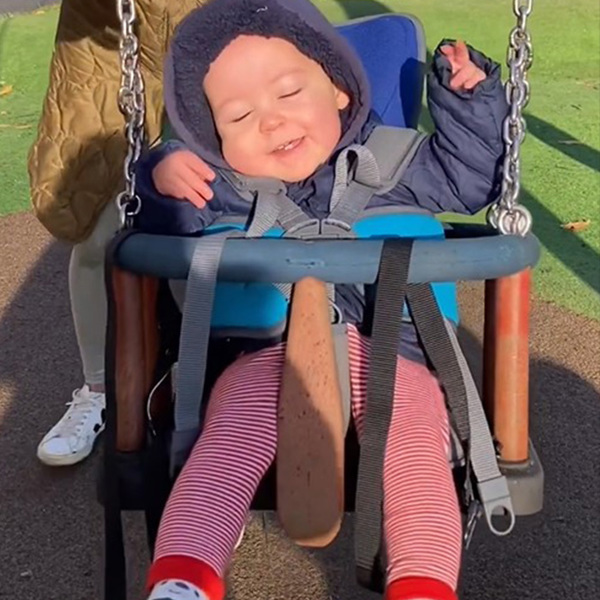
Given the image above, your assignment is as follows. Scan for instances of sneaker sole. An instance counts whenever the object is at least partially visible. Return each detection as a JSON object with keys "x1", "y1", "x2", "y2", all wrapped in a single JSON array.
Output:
[{"x1": 36, "y1": 426, "x2": 104, "y2": 467}]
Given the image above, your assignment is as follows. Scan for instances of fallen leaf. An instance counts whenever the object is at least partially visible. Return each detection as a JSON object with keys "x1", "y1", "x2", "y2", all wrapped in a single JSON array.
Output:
[
  {"x1": 561, "y1": 219, "x2": 591, "y2": 232},
  {"x1": 0, "y1": 84, "x2": 13, "y2": 97},
  {"x1": 576, "y1": 79, "x2": 599, "y2": 90}
]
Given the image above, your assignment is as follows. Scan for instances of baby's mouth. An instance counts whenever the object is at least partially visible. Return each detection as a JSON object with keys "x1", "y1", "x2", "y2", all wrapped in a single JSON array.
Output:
[{"x1": 273, "y1": 137, "x2": 304, "y2": 153}]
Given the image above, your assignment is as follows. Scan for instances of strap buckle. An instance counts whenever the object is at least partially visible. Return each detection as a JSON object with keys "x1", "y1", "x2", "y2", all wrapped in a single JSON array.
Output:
[
  {"x1": 288, "y1": 218, "x2": 355, "y2": 239},
  {"x1": 320, "y1": 218, "x2": 355, "y2": 238},
  {"x1": 477, "y1": 475, "x2": 516, "y2": 536},
  {"x1": 284, "y1": 218, "x2": 321, "y2": 238}
]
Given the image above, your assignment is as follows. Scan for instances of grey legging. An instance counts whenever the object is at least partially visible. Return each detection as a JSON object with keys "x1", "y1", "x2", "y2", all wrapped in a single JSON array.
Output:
[{"x1": 68, "y1": 202, "x2": 120, "y2": 386}]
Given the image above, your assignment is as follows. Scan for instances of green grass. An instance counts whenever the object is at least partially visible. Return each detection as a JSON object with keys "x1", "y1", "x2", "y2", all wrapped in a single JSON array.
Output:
[
  {"x1": 0, "y1": 1, "x2": 598, "y2": 319},
  {"x1": 317, "y1": 0, "x2": 600, "y2": 320},
  {"x1": 0, "y1": 6, "x2": 58, "y2": 215}
]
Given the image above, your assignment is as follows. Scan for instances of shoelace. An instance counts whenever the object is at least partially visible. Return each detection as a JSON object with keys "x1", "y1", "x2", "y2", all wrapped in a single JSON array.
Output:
[{"x1": 53, "y1": 389, "x2": 103, "y2": 437}]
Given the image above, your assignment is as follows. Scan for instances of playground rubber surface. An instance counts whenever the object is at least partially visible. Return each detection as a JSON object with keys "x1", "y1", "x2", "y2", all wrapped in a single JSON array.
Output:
[{"x1": 0, "y1": 211, "x2": 598, "y2": 599}]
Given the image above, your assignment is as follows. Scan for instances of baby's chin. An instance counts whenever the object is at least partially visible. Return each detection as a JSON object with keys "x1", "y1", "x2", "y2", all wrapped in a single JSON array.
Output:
[{"x1": 236, "y1": 159, "x2": 326, "y2": 184}]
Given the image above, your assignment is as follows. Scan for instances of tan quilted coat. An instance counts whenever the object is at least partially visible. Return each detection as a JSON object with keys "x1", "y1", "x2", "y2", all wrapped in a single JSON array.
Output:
[{"x1": 28, "y1": 0, "x2": 207, "y2": 243}]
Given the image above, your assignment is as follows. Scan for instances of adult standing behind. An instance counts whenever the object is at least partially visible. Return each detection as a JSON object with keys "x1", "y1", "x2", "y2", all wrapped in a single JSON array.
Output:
[{"x1": 28, "y1": 0, "x2": 207, "y2": 465}]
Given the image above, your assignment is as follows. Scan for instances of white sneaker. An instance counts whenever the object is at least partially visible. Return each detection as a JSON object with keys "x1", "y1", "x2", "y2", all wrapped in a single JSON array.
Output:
[
  {"x1": 37, "y1": 385, "x2": 106, "y2": 466},
  {"x1": 148, "y1": 580, "x2": 208, "y2": 600}
]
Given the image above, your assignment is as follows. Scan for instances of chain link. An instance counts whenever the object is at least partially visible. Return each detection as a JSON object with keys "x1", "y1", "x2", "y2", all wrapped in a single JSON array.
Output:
[
  {"x1": 115, "y1": 0, "x2": 146, "y2": 228},
  {"x1": 487, "y1": 0, "x2": 534, "y2": 236}
]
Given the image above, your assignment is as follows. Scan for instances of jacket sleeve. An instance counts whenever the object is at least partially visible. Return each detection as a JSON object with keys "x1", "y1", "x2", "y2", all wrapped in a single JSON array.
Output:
[
  {"x1": 134, "y1": 140, "x2": 224, "y2": 235},
  {"x1": 382, "y1": 41, "x2": 509, "y2": 215}
]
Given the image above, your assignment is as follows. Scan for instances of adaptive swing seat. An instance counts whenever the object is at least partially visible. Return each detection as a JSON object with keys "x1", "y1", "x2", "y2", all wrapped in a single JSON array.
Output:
[{"x1": 100, "y1": 9, "x2": 544, "y2": 600}]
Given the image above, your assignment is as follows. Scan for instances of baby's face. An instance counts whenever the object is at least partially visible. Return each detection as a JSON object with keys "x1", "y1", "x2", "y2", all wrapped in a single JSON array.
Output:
[{"x1": 204, "y1": 35, "x2": 350, "y2": 182}]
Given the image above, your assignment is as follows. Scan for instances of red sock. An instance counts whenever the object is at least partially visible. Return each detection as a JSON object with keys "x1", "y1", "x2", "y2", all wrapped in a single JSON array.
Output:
[
  {"x1": 147, "y1": 556, "x2": 225, "y2": 600},
  {"x1": 386, "y1": 577, "x2": 458, "y2": 600}
]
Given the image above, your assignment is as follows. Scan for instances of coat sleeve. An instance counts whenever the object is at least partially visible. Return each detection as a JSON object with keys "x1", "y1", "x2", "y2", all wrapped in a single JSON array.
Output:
[
  {"x1": 134, "y1": 140, "x2": 224, "y2": 235},
  {"x1": 382, "y1": 41, "x2": 509, "y2": 215}
]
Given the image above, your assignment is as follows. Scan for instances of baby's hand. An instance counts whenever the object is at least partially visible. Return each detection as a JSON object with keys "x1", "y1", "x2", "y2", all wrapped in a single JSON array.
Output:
[
  {"x1": 152, "y1": 149, "x2": 215, "y2": 208},
  {"x1": 440, "y1": 40, "x2": 486, "y2": 92}
]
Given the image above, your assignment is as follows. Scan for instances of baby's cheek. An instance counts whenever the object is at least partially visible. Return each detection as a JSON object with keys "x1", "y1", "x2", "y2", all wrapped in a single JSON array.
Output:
[
  {"x1": 319, "y1": 111, "x2": 343, "y2": 154},
  {"x1": 222, "y1": 139, "x2": 251, "y2": 173},
  {"x1": 223, "y1": 138, "x2": 269, "y2": 178}
]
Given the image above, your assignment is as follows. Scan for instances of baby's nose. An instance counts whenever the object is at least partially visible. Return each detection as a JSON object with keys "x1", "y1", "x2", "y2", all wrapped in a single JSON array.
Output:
[{"x1": 260, "y1": 112, "x2": 285, "y2": 133}]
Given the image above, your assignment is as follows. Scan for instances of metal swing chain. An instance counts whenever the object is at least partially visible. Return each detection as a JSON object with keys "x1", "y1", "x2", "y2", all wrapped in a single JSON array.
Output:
[
  {"x1": 115, "y1": 0, "x2": 146, "y2": 228},
  {"x1": 487, "y1": 0, "x2": 534, "y2": 236},
  {"x1": 113, "y1": 0, "x2": 533, "y2": 235}
]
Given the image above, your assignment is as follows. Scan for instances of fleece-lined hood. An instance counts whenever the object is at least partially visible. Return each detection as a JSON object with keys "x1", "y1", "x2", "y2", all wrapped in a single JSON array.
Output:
[{"x1": 163, "y1": 0, "x2": 372, "y2": 171}]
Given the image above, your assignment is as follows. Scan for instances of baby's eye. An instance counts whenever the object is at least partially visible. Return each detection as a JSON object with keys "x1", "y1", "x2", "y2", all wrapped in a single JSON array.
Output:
[
  {"x1": 279, "y1": 88, "x2": 302, "y2": 99},
  {"x1": 231, "y1": 111, "x2": 252, "y2": 124}
]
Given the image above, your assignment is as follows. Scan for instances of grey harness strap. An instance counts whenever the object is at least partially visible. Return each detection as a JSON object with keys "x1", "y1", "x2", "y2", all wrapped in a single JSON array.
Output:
[
  {"x1": 443, "y1": 318, "x2": 516, "y2": 537},
  {"x1": 244, "y1": 177, "x2": 312, "y2": 237},
  {"x1": 328, "y1": 127, "x2": 426, "y2": 228},
  {"x1": 240, "y1": 128, "x2": 427, "y2": 239},
  {"x1": 406, "y1": 283, "x2": 515, "y2": 541},
  {"x1": 333, "y1": 323, "x2": 352, "y2": 432},
  {"x1": 243, "y1": 181, "x2": 311, "y2": 301},
  {"x1": 170, "y1": 229, "x2": 240, "y2": 473}
]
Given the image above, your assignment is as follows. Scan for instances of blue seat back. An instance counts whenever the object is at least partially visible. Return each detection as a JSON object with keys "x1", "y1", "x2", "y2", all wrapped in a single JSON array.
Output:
[{"x1": 337, "y1": 14, "x2": 426, "y2": 128}]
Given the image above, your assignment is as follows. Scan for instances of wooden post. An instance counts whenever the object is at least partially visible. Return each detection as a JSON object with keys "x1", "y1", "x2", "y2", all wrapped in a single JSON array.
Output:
[
  {"x1": 112, "y1": 268, "x2": 158, "y2": 453},
  {"x1": 483, "y1": 269, "x2": 531, "y2": 463},
  {"x1": 141, "y1": 276, "x2": 160, "y2": 393},
  {"x1": 277, "y1": 278, "x2": 345, "y2": 548}
]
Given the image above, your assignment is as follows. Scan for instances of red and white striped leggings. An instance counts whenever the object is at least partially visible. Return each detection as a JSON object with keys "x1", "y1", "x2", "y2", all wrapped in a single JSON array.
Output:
[{"x1": 149, "y1": 325, "x2": 462, "y2": 600}]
